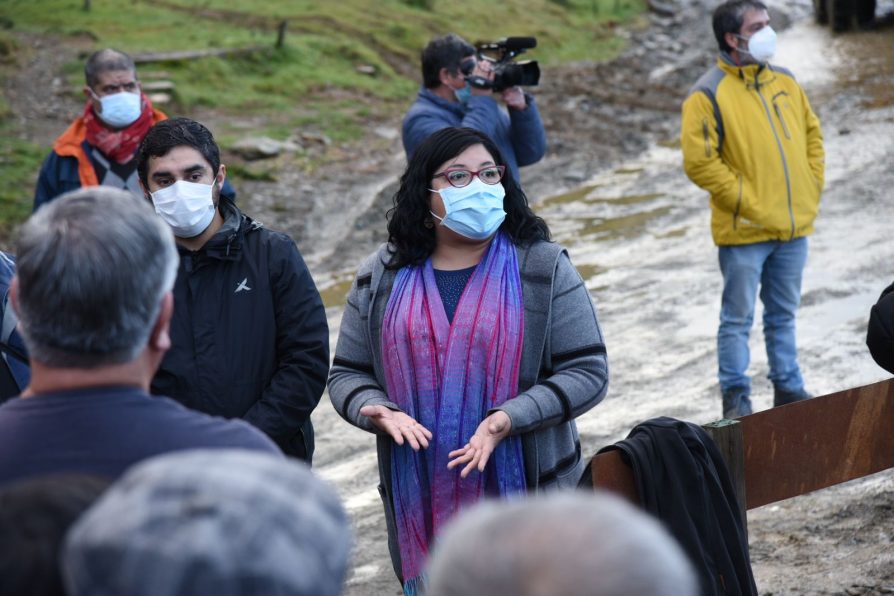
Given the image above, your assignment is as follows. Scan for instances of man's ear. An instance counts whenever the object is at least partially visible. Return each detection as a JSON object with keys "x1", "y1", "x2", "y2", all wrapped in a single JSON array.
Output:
[
  {"x1": 725, "y1": 32, "x2": 741, "y2": 53},
  {"x1": 139, "y1": 179, "x2": 152, "y2": 202},
  {"x1": 438, "y1": 66, "x2": 453, "y2": 87},
  {"x1": 148, "y1": 292, "x2": 174, "y2": 353},
  {"x1": 84, "y1": 86, "x2": 100, "y2": 112},
  {"x1": 216, "y1": 164, "x2": 227, "y2": 188}
]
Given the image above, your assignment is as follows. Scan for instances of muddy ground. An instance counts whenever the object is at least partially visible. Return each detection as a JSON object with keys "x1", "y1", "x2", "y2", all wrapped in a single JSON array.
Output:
[{"x1": 5, "y1": 0, "x2": 894, "y2": 593}]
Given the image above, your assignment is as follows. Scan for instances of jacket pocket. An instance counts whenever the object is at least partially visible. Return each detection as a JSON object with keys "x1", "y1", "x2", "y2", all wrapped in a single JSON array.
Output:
[
  {"x1": 732, "y1": 174, "x2": 743, "y2": 230},
  {"x1": 773, "y1": 102, "x2": 792, "y2": 140}
]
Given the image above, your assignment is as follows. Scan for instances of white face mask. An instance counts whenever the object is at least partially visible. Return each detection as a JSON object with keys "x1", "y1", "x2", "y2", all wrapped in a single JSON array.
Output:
[
  {"x1": 96, "y1": 91, "x2": 142, "y2": 128},
  {"x1": 151, "y1": 180, "x2": 217, "y2": 238},
  {"x1": 738, "y1": 26, "x2": 776, "y2": 64}
]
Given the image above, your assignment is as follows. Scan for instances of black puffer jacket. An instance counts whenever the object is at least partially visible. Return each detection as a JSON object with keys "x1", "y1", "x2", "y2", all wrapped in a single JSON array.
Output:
[{"x1": 151, "y1": 199, "x2": 329, "y2": 461}]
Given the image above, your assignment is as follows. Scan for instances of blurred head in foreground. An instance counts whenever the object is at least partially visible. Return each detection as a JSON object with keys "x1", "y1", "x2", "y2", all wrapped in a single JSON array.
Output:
[
  {"x1": 62, "y1": 449, "x2": 352, "y2": 596},
  {"x1": 425, "y1": 491, "x2": 698, "y2": 596}
]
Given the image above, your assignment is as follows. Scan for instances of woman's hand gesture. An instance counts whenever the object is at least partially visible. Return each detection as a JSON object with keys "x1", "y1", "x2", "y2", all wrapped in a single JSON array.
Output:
[
  {"x1": 360, "y1": 405, "x2": 432, "y2": 451},
  {"x1": 447, "y1": 410, "x2": 512, "y2": 478}
]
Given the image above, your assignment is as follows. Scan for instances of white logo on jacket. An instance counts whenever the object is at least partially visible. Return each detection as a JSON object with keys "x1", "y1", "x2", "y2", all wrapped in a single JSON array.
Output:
[{"x1": 235, "y1": 278, "x2": 252, "y2": 293}]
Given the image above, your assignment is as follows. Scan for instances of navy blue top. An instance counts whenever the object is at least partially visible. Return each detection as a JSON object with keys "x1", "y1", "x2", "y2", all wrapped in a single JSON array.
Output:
[
  {"x1": 434, "y1": 266, "x2": 476, "y2": 323},
  {"x1": 0, "y1": 385, "x2": 280, "y2": 488}
]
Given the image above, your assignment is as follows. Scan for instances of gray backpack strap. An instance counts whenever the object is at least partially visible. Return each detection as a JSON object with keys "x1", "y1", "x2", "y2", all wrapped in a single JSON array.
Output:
[
  {"x1": 0, "y1": 252, "x2": 16, "y2": 348},
  {"x1": 688, "y1": 65, "x2": 727, "y2": 157},
  {"x1": 1, "y1": 292, "x2": 15, "y2": 348}
]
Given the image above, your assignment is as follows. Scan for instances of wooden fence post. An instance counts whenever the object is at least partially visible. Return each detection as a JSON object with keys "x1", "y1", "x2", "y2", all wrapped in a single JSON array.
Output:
[
  {"x1": 703, "y1": 419, "x2": 747, "y2": 535},
  {"x1": 276, "y1": 21, "x2": 288, "y2": 49}
]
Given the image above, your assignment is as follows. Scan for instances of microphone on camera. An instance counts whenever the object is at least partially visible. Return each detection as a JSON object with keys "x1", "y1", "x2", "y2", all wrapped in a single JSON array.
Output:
[{"x1": 501, "y1": 37, "x2": 537, "y2": 51}]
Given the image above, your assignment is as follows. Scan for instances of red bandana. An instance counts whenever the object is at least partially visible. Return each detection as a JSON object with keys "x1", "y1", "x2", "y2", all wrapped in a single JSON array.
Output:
[{"x1": 83, "y1": 93, "x2": 155, "y2": 164}]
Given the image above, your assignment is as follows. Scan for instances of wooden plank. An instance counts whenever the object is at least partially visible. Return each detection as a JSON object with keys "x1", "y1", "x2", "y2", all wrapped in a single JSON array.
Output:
[
  {"x1": 590, "y1": 449, "x2": 639, "y2": 505},
  {"x1": 703, "y1": 419, "x2": 747, "y2": 533},
  {"x1": 586, "y1": 379, "x2": 894, "y2": 512},
  {"x1": 738, "y1": 378, "x2": 894, "y2": 509},
  {"x1": 132, "y1": 46, "x2": 266, "y2": 64}
]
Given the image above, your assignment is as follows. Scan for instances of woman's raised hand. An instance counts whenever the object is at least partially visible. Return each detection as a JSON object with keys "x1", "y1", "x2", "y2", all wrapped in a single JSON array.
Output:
[
  {"x1": 447, "y1": 410, "x2": 512, "y2": 478},
  {"x1": 360, "y1": 405, "x2": 432, "y2": 451}
]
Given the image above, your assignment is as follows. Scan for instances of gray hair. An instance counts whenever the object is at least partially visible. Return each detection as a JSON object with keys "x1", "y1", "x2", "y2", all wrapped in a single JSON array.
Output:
[
  {"x1": 425, "y1": 491, "x2": 699, "y2": 596},
  {"x1": 15, "y1": 187, "x2": 178, "y2": 368},
  {"x1": 84, "y1": 48, "x2": 136, "y2": 89},
  {"x1": 712, "y1": 0, "x2": 769, "y2": 53},
  {"x1": 62, "y1": 449, "x2": 352, "y2": 596}
]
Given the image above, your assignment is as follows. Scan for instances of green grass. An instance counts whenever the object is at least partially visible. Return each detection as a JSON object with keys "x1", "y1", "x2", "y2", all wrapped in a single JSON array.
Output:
[
  {"x1": 0, "y1": 0, "x2": 645, "y2": 232},
  {"x1": 0, "y1": 131, "x2": 43, "y2": 245},
  {"x1": 0, "y1": 0, "x2": 645, "y2": 137}
]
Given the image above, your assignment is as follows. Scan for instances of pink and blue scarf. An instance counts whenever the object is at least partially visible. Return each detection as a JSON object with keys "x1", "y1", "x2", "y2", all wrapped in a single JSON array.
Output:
[{"x1": 381, "y1": 232, "x2": 527, "y2": 595}]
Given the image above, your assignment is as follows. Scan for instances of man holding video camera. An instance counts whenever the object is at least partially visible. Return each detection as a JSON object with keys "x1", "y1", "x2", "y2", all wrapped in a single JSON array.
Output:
[{"x1": 402, "y1": 33, "x2": 546, "y2": 183}]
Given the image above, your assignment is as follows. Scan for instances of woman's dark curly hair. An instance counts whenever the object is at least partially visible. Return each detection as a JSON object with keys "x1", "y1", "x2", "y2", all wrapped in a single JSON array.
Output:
[{"x1": 386, "y1": 127, "x2": 550, "y2": 268}]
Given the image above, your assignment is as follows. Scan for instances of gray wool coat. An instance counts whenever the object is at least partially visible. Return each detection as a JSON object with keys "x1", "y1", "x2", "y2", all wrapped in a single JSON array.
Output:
[{"x1": 327, "y1": 239, "x2": 609, "y2": 580}]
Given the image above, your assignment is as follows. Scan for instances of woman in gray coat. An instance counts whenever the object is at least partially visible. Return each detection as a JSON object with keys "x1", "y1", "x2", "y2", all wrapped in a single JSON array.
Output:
[{"x1": 328, "y1": 127, "x2": 608, "y2": 594}]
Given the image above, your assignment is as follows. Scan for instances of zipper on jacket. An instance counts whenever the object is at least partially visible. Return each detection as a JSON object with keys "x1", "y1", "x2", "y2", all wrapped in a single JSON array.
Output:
[
  {"x1": 755, "y1": 86, "x2": 795, "y2": 239},
  {"x1": 733, "y1": 174, "x2": 743, "y2": 230},
  {"x1": 773, "y1": 103, "x2": 792, "y2": 140},
  {"x1": 702, "y1": 118, "x2": 712, "y2": 158}
]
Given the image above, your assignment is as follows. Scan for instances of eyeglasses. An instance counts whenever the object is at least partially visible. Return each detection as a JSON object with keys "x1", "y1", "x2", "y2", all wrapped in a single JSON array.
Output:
[{"x1": 433, "y1": 165, "x2": 506, "y2": 188}]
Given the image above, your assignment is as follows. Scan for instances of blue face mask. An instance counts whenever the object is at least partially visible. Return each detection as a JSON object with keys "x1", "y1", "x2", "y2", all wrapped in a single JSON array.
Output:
[
  {"x1": 430, "y1": 178, "x2": 506, "y2": 240},
  {"x1": 454, "y1": 82, "x2": 472, "y2": 105},
  {"x1": 96, "y1": 91, "x2": 142, "y2": 128}
]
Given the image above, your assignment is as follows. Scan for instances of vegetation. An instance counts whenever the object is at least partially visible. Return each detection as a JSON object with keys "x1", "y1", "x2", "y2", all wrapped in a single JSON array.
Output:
[{"x1": 0, "y1": 0, "x2": 646, "y2": 236}]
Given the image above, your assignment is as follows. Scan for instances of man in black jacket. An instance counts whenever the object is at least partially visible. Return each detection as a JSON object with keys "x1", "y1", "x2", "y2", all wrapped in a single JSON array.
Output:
[{"x1": 137, "y1": 118, "x2": 329, "y2": 462}]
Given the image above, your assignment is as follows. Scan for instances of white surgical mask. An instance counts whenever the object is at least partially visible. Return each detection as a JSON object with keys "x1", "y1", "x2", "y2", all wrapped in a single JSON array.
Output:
[
  {"x1": 739, "y1": 26, "x2": 776, "y2": 64},
  {"x1": 430, "y1": 178, "x2": 506, "y2": 240},
  {"x1": 96, "y1": 91, "x2": 142, "y2": 128},
  {"x1": 151, "y1": 180, "x2": 217, "y2": 238}
]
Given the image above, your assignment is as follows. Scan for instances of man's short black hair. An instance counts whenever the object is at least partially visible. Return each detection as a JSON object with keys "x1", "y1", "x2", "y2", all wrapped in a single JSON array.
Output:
[
  {"x1": 421, "y1": 33, "x2": 477, "y2": 89},
  {"x1": 84, "y1": 48, "x2": 136, "y2": 89},
  {"x1": 137, "y1": 118, "x2": 221, "y2": 188},
  {"x1": 712, "y1": 0, "x2": 768, "y2": 53}
]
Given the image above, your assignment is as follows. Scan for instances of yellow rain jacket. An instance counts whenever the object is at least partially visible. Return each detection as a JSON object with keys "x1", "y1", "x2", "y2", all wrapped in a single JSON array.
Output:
[{"x1": 681, "y1": 55, "x2": 824, "y2": 246}]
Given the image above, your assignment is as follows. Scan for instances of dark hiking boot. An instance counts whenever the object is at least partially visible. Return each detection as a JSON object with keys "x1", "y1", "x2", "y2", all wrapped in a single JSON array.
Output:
[
  {"x1": 774, "y1": 386, "x2": 813, "y2": 407},
  {"x1": 722, "y1": 387, "x2": 753, "y2": 419}
]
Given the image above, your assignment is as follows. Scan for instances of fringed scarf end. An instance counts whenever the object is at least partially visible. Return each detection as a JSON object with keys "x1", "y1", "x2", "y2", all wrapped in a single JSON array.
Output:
[{"x1": 403, "y1": 575, "x2": 424, "y2": 596}]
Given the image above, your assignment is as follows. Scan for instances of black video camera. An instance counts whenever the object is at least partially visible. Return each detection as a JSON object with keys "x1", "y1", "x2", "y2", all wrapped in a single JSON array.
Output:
[{"x1": 462, "y1": 37, "x2": 540, "y2": 92}]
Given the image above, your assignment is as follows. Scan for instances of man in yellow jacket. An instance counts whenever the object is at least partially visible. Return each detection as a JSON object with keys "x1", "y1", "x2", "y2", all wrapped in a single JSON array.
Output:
[{"x1": 681, "y1": 0, "x2": 824, "y2": 419}]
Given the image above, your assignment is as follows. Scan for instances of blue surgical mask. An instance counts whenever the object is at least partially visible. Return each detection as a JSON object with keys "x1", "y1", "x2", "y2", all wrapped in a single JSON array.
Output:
[
  {"x1": 430, "y1": 178, "x2": 506, "y2": 240},
  {"x1": 96, "y1": 91, "x2": 142, "y2": 128},
  {"x1": 454, "y1": 82, "x2": 472, "y2": 105}
]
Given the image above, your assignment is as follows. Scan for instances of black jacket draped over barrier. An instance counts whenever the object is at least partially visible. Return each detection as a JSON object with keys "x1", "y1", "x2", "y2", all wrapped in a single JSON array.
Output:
[
  {"x1": 867, "y1": 281, "x2": 894, "y2": 374},
  {"x1": 598, "y1": 417, "x2": 757, "y2": 596}
]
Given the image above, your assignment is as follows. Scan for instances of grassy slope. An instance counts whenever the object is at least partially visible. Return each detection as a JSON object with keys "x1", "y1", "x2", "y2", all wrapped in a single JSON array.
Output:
[{"x1": 0, "y1": 0, "x2": 645, "y2": 237}]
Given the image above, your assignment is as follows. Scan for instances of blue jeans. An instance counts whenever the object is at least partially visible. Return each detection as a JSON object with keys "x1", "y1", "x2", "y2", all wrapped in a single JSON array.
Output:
[{"x1": 717, "y1": 238, "x2": 808, "y2": 394}]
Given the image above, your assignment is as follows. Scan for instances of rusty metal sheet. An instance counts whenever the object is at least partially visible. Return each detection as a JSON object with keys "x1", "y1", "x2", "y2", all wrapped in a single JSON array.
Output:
[{"x1": 739, "y1": 378, "x2": 894, "y2": 510}]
